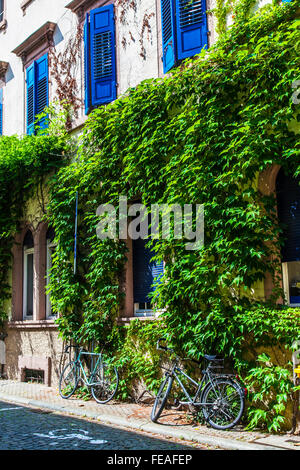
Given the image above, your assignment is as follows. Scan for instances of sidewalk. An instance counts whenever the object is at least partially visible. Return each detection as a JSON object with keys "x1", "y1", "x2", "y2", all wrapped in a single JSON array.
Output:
[{"x1": 0, "y1": 379, "x2": 299, "y2": 451}]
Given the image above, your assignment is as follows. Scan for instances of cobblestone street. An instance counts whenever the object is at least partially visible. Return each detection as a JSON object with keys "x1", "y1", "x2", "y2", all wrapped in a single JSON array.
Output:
[{"x1": 0, "y1": 400, "x2": 206, "y2": 450}]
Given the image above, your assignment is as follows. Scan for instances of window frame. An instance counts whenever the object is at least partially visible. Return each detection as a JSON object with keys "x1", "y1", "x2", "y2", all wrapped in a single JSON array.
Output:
[
  {"x1": 132, "y1": 237, "x2": 164, "y2": 318},
  {"x1": 160, "y1": 0, "x2": 208, "y2": 74},
  {"x1": 26, "y1": 53, "x2": 49, "y2": 135},
  {"x1": 0, "y1": 0, "x2": 6, "y2": 30},
  {"x1": 84, "y1": 3, "x2": 117, "y2": 114},
  {"x1": 23, "y1": 246, "x2": 34, "y2": 320},
  {"x1": 282, "y1": 261, "x2": 300, "y2": 307}
]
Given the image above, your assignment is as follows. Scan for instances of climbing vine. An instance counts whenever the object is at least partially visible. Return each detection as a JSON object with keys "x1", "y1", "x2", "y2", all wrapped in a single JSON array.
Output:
[
  {"x1": 48, "y1": 24, "x2": 83, "y2": 129},
  {"x1": 0, "y1": 134, "x2": 69, "y2": 326},
  {"x1": 0, "y1": 1, "x2": 299, "y2": 432},
  {"x1": 45, "y1": 2, "x2": 300, "y2": 431}
]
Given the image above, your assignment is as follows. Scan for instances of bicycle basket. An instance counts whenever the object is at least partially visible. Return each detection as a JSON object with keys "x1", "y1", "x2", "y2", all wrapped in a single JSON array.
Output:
[
  {"x1": 207, "y1": 357, "x2": 224, "y2": 371},
  {"x1": 158, "y1": 351, "x2": 175, "y2": 373}
]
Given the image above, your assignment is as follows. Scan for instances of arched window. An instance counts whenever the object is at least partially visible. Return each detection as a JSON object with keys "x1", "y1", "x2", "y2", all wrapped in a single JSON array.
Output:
[
  {"x1": 46, "y1": 227, "x2": 56, "y2": 318},
  {"x1": 276, "y1": 169, "x2": 300, "y2": 306},
  {"x1": 23, "y1": 230, "x2": 34, "y2": 319}
]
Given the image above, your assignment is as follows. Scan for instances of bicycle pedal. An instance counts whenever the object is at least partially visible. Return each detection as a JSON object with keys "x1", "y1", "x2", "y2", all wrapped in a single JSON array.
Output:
[{"x1": 179, "y1": 401, "x2": 192, "y2": 405}]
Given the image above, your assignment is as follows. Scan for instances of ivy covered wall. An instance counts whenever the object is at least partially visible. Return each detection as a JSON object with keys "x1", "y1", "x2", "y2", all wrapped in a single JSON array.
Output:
[{"x1": 0, "y1": 1, "x2": 299, "y2": 431}]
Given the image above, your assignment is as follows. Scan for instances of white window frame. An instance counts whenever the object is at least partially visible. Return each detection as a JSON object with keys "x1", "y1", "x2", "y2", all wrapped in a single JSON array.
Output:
[
  {"x1": 23, "y1": 246, "x2": 34, "y2": 320},
  {"x1": 133, "y1": 259, "x2": 165, "y2": 317},
  {"x1": 282, "y1": 261, "x2": 300, "y2": 307},
  {"x1": 46, "y1": 239, "x2": 57, "y2": 318},
  {"x1": 134, "y1": 302, "x2": 154, "y2": 317}
]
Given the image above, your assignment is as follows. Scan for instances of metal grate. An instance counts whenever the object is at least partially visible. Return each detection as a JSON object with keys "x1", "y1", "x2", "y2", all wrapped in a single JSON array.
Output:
[
  {"x1": 25, "y1": 369, "x2": 45, "y2": 384},
  {"x1": 179, "y1": 0, "x2": 203, "y2": 28},
  {"x1": 93, "y1": 31, "x2": 113, "y2": 79}
]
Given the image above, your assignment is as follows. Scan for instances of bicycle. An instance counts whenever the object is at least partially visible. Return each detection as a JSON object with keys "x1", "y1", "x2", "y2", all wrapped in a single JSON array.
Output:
[
  {"x1": 59, "y1": 345, "x2": 119, "y2": 404},
  {"x1": 151, "y1": 339, "x2": 245, "y2": 430}
]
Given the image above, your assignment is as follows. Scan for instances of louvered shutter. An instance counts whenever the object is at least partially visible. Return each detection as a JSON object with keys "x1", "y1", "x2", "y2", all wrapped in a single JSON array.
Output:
[
  {"x1": 276, "y1": 169, "x2": 300, "y2": 262},
  {"x1": 35, "y1": 53, "x2": 49, "y2": 131},
  {"x1": 161, "y1": 0, "x2": 176, "y2": 73},
  {"x1": 90, "y1": 4, "x2": 117, "y2": 107},
  {"x1": 0, "y1": 88, "x2": 3, "y2": 135},
  {"x1": 84, "y1": 13, "x2": 91, "y2": 114},
  {"x1": 26, "y1": 62, "x2": 35, "y2": 135},
  {"x1": 133, "y1": 238, "x2": 164, "y2": 304},
  {"x1": 175, "y1": 0, "x2": 208, "y2": 61}
]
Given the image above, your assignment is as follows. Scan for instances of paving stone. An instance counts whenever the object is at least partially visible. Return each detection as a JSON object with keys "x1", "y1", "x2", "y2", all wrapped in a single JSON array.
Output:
[{"x1": 0, "y1": 379, "x2": 297, "y2": 450}]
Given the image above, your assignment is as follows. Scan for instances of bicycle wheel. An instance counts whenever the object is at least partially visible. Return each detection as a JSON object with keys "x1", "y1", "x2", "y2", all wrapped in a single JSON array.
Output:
[
  {"x1": 201, "y1": 378, "x2": 244, "y2": 430},
  {"x1": 59, "y1": 361, "x2": 79, "y2": 399},
  {"x1": 151, "y1": 375, "x2": 173, "y2": 423},
  {"x1": 90, "y1": 362, "x2": 119, "y2": 404}
]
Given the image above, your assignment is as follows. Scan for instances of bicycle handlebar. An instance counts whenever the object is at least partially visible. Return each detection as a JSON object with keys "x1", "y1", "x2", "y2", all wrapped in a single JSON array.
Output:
[{"x1": 156, "y1": 338, "x2": 174, "y2": 353}]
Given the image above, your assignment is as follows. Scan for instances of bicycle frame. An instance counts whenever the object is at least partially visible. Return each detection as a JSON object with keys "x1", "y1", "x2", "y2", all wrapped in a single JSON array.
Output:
[
  {"x1": 74, "y1": 350, "x2": 103, "y2": 387},
  {"x1": 166, "y1": 362, "x2": 224, "y2": 406}
]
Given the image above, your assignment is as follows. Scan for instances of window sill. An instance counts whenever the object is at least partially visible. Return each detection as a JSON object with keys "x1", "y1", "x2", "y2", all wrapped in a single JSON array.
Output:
[
  {"x1": 118, "y1": 316, "x2": 156, "y2": 325},
  {"x1": 8, "y1": 319, "x2": 58, "y2": 330},
  {"x1": 118, "y1": 308, "x2": 165, "y2": 324}
]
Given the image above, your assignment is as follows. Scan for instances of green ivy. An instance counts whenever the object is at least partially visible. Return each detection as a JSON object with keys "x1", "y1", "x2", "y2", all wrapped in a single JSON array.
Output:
[
  {"x1": 0, "y1": 2, "x2": 299, "y2": 432},
  {"x1": 245, "y1": 354, "x2": 295, "y2": 432},
  {"x1": 0, "y1": 134, "x2": 68, "y2": 326}
]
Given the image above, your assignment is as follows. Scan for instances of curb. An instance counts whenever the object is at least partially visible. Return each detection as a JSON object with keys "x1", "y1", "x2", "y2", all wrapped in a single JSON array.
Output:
[{"x1": 0, "y1": 392, "x2": 283, "y2": 451}]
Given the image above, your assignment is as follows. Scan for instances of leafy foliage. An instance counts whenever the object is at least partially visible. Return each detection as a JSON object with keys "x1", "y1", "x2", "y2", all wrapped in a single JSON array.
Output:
[
  {"x1": 0, "y1": 134, "x2": 68, "y2": 325},
  {"x1": 0, "y1": 2, "x2": 299, "y2": 431},
  {"x1": 245, "y1": 354, "x2": 295, "y2": 432}
]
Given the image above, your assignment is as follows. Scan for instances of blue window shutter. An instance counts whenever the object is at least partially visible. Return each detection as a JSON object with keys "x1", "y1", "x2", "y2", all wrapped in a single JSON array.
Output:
[
  {"x1": 0, "y1": 88, "x2": 3, "y2": 135},
  {"x1": 26, "y1": 62, "x2": 35, "y2": 135},
  {"x1": 84, "y1": 13, "x2": 91, "y2": 114},
  {"x1": 161, "y1": 0, "x2": 176, "y2": 73},
  {"x1": 133, "y1": 238, "x2": 164, "y2": 304},
  {"x1": 35, "y1": 53, "x2": 49, "y2": 131},
  {"x1": 90, "y1": 4, "x2": 117, "y2": 107},
  {"x1": 175, "y1": 0, "x2": 208, "y2": 61}
]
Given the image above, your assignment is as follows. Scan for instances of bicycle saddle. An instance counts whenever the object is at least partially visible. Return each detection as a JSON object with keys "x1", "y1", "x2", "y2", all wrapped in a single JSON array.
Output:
[{"x1": 204, "y1": 354, "x2": 217, "y2": 361}]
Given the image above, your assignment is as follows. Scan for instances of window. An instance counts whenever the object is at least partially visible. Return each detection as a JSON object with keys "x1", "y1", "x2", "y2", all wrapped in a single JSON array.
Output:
[
  {"x1": 132, "y1": 238, "x2": 164, "y2": 317},
  {"x1": 23, "y1": 231, "x2": 34, "y2": 319},
  {"x1": 26, "y1": 53, "x2": 49, "y2": 135},
  {"x1": 0, "y1": 1, "x2": 3, "y2": 23},
  {"x1": 0, "y1": 88, "x2": 3, "y2": 135},
  {"x1": 161, "y1": 0, "x2": 208, "y2": 73},
  {"x1": 276, "y1": 169, "x2": 300, "y2": 306},
  {"x1": 84, "y1": 4, "x2": 117, "y2": 114},
  {"x1": 46, "y1": 228, "x2": 56, "y2": 318}
]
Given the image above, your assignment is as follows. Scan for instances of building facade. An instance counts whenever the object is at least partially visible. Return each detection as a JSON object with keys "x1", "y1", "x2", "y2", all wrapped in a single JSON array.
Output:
[{"x1": 0, "y1": 0, "x2": 296, "y2": 386}]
